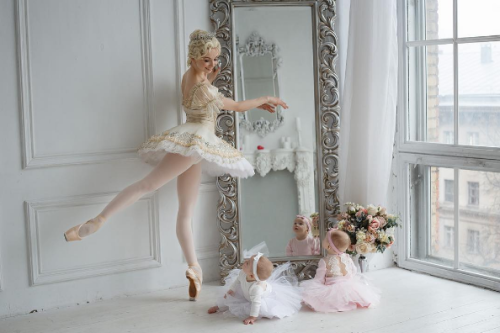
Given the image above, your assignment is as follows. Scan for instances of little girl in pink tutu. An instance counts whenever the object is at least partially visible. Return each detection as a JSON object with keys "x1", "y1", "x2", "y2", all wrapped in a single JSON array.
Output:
[
  {"x1": 286, "y1": 215, "x2": 320, "y2": 256},
  {"x1": 301, "y1": 229, "x2": 381, "y2": 312}
]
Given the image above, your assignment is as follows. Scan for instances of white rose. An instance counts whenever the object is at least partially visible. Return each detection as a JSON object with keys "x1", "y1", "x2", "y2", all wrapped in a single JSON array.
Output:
[
  {"x1": 356, "y1": 242, "x2": 375, "y2": 254},
  {"x1": 367, "y1": 205, "x2": 378, "y2": 216},
  {"x1": 380, "y1": 207, "x2": 387, "y2": 215},
  {"x1": 378, "y1": 231, "x2": 390, "y2": 243},
  {"x1": 337, "y1": 221, "x2": 345, "y2": 230},
  {"x1": 356, "y1": 231, "x2": 366, "y2": 242}
]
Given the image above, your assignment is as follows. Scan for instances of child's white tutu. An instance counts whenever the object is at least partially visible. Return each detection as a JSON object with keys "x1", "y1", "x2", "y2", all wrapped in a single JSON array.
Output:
[{"x1": 216, "y1": 262, "x2": 302, "y2": 319}]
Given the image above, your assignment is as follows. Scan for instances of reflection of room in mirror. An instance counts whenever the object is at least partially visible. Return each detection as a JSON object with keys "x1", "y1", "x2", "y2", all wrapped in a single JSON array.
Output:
[
  {"x1": 234, "y1": 6, "x2": 318, "y2": 258},
  {"x1": 240, "y1": 170, "x2": 299, "y2": 258},
  {"x1": 234, "y1": 6, "x2": 315, "y2": 151}
]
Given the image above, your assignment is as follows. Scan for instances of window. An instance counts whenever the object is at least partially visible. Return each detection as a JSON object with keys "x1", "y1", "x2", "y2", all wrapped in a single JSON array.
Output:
[
  {"x1": 400, "y1": 0, "x2": 500, "y2": 290},
  {"x1": 467, "y1": 182, "x2": 479, "y2": 206},
  {"x1": 467, "y1": 230, "x2": 480, "y2": 254},
  {"x1": 467, "y1": 132, "x2": 479, "y2": 146},
  {"x1": 444, "y1": 226, "x2": 454, "y2": 248},
  {"x1": 443, "y1": 131, "x2": 453, "y2": 144},
  {"x1": 444, "y1": 179, "x2": 454, "y2": 202},
  {"x1": 481, "y1": 44, "x2": 492, "y2": 64}
]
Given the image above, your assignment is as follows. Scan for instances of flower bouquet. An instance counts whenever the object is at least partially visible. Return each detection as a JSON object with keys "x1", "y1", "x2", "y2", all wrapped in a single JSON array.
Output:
[
  {"x1": 310, "y1": 212, "x2": 320, "y2": 238},
  {"x1": 336, "y1": 203, "x2": 400, "y2": 255}
]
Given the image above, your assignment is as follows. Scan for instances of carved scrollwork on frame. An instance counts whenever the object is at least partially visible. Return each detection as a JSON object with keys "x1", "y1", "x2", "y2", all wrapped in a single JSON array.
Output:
[{"x1": 210, "y1": 0, "x2": 340, "y2": 283}]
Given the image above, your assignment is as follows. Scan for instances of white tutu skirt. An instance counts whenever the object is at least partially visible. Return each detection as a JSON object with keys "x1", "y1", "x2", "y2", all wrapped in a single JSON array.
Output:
[
  {"x1": 301, "y1": 274, "x2": 381, "y2": 312},
  {"x1": 137, "y1": 122, "x2": 254, "y2": 178},
  {"x1": 216, "y1": 263, "x2": 303, "y2": 319}
]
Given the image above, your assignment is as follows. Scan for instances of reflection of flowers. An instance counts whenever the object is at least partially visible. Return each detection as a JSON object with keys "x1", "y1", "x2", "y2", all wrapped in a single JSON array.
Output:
[
  {"x1": 336, "y1": 203, "x2": 400, "y2": 255},
  {"x1": 310, "y1": 212, "x2": 319, "y2": 227},
  {"x1": 309, "y1": 212, "x2": 320, "y2": 238}
]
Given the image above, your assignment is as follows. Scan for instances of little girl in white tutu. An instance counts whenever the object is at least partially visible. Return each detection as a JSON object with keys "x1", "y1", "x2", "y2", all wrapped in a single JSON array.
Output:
[
  {"x1": 301, "y1": 229, "x2": 381, "y2": 312},
  {"x1": 208, "y1": 245, "x2": 302, "y2": 325}
]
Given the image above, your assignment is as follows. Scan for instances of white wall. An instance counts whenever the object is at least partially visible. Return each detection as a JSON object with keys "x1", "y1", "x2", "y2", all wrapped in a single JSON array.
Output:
[{"x1": 0, "y1": 0, "x2": 218, "y2": 319}]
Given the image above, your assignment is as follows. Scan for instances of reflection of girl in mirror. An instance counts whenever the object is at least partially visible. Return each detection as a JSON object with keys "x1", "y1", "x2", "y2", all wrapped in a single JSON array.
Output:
[
  {"x1": 286, "y1": 215, "x2": 320, "y2": 256},
  {"x1": 207, "y1": 253, "x2": 302, "y2": 325},
  {"x1": 301, "y1": 229, "x2": 381, "y2": 312},
  {"x1": 63, "y1": 29, "x2": 288, "y2": 301}
]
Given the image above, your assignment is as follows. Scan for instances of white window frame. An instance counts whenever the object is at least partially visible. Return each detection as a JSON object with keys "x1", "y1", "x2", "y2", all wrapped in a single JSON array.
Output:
[
  {"x1": 397, "y1": 154, "x2": 500, "y2": 291},
  {"x1": 397, "y1": 0, "x2": 500, "y2": 292}
]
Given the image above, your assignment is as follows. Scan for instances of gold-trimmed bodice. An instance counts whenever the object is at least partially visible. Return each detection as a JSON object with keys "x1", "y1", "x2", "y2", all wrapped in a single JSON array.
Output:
[{"x1": 182, "y1": 82, "x2": 225, "y2": 125}]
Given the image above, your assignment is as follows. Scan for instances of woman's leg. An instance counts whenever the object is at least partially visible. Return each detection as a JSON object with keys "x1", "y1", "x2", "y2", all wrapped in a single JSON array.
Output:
[
  {"x1": 76, "y1": 153, "x2": 197, "y2": 238},
  {"x1": 176, "y1": 162, "x2": 202, "y2": 267}
]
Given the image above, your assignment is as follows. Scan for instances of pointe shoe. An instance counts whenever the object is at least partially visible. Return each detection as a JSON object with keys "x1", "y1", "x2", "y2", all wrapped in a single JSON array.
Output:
[
  {"x1": 186, "y1": 266, "x2": 203, "y2": 301},
  {"x1": 64, "y1": 216, "x2": 105, "y2": 242}
]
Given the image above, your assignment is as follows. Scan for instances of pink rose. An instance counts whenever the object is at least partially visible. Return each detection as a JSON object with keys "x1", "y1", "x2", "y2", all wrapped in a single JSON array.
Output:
[
  {"x1": 378, "y1": 216, "x2": 387, "y2": 227},
  {"x1": 369, "y1": 218, "x2": 381, "y2": 231},
  {"x1": 365, "y1": 233, "x2": 376, "y2": 243},
  {"x1": 366, "y1": 215, "x2": 373, "y2": 223},
  {"x1": 355, "y1": 210, "x2": 363, "y2": 218}
]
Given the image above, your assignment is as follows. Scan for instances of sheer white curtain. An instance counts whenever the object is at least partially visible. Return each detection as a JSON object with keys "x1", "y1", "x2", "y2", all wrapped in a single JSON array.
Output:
[{"x1": 338, "y1": 0, "x2": 398, "y2": 208}]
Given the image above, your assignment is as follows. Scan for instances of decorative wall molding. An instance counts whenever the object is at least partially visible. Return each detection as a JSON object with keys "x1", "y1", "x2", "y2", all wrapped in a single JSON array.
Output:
[
  {"x1": 174, "y1": 0, "x2": 187, "y2": 125},
  {"x1": 16, "y1": 0, "x2": 154, "y2": 169},
  {"x1": 25, "y1": 192, "x2": 161, "y2": 286}
]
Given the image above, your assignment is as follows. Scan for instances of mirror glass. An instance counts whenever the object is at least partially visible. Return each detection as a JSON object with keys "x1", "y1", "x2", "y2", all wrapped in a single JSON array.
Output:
[
  {"x1": 234, "y1": 6, "x2": 320, "y2": 258},
  {"x1": 236, "y1": 33, "x2": 283, "y2": 135}
]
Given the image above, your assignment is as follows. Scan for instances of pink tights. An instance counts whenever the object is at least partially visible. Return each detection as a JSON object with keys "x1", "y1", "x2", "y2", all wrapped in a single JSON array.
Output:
[{"x1": 86, "y1": 153, "x2": 202, "y2": 267}]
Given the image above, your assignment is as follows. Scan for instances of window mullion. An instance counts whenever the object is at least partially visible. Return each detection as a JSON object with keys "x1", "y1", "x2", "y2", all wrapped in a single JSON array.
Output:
[
  {"x1": 453, "y1": 0, "x2": 459, "y2": 271},
  {"x1": 453, "y1": 0, "x2": 458, "y2": 146},
  {"x1": 453, "y1": 168, "x2": 459, "y2": 270}
]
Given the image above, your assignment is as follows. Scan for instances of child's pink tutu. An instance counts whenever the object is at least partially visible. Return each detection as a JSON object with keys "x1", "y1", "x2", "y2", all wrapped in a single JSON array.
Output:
[{"x1": 301, "y1": 255, "x2": 381, "y2": 312}]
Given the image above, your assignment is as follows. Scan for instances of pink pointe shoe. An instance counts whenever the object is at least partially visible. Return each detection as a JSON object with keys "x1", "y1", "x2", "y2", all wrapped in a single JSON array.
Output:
[
  {"x1": 64, "y1": 216, "x2": 106, "y2": 242},
  {"x1": 186, "y1": 266, "x2": 203, "y2": 301}
]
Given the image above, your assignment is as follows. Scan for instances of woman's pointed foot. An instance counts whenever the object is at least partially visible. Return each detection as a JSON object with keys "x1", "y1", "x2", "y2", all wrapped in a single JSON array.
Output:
[
  {"x1": 186, "y1": 265, "x2": 203, "y2": 301},
  {"x1": 64, "y1": 215, "x2": 106, "y2": 242}
]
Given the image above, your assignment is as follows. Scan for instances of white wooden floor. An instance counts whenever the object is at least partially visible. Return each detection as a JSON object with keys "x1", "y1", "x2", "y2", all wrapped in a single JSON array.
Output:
[{"x1": 1, "y1": 267, "x2": 499, "y2": 333}]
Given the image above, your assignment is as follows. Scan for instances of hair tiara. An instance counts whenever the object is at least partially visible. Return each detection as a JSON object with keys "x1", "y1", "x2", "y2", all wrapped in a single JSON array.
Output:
[{"x1": 191, "y1": 32, "x2": 216, "y2": 41}]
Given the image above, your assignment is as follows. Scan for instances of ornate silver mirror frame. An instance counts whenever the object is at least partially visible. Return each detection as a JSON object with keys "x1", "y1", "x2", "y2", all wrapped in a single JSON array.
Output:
[
  {"x1": 237, "y1": 32, "x2": 284, "y2": 137},
  {"x1": 210, "y1": 0, "x2": 340, "y2": 282}
]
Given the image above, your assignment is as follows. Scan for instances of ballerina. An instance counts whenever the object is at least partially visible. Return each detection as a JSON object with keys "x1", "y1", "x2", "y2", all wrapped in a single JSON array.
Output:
[{"x1": 63, "y1": 29, "x2": 288, "y2": 301}]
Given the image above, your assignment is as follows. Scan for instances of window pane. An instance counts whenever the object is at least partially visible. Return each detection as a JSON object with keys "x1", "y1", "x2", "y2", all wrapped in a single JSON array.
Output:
[
  {"x1": 410, "y1": 164, "x2": 454, "y2": 267},
  {"x1": 459, "y1": 170, "x2": 500, "y2": 277},
  {"x1": 458, "y1": 0, "x2": 500, "y2": 38},
  {"x1": 458, "y1": 42, "x2": 500, "y2": 147},
  {"x1": 408, "y1": 0, "x2": 453, "y2": 41},
  {"x1": 408, "y1": 45, "x2": 454, "y2": 143}
]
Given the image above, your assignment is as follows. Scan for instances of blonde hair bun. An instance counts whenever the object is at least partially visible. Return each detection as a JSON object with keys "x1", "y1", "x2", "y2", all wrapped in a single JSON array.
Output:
[{"x1": 187, "y1": 29, "x2": 221, "y2": 67}]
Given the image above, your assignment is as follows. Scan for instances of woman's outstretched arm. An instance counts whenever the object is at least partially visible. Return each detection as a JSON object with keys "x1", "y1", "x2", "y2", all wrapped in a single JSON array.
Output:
[{"x1": 222, "y1": 96, "x2": 288, "y2": 113}]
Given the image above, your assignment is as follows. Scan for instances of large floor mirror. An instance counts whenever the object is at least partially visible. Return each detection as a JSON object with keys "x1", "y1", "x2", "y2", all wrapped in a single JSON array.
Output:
[{"x1": 210, "y1": 0, "x2": 340, "y2": 281}]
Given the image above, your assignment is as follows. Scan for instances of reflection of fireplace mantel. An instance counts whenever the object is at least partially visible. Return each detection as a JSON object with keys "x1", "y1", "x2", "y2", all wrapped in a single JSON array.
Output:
[{"x1": 244, "y1": 148, "x2": 316, "y2": 216}]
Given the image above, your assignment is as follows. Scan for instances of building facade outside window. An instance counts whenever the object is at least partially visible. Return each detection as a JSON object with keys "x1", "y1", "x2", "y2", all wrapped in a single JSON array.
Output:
[{"x1": 399, "y1": 0, "x2": 500, "y2": 290}]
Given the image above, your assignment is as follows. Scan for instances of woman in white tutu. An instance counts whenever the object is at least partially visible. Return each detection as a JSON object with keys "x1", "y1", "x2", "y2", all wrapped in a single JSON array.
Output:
[
  {"x1": 301, "y1": 229, "x2": 381, "y2": 312},
  {"x1": 208, "y1": 244, "x2": 302, "y2": 325},
  {"x1": 63, "y1": 29, "x2": 288, "y2": 301}
]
